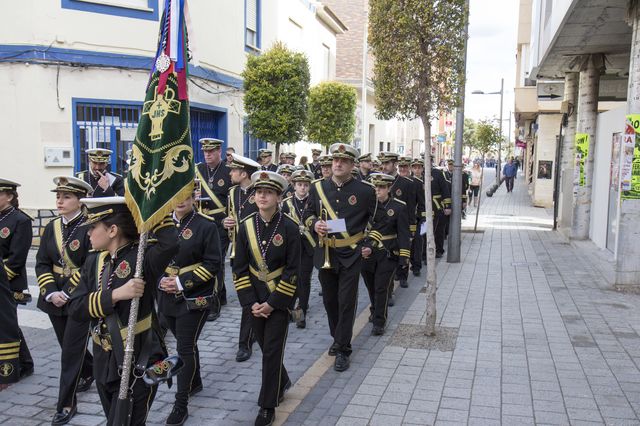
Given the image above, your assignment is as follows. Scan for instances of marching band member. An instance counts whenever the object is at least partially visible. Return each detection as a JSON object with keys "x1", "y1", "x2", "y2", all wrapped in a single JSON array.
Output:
[
  {"x1": 277, "y1": 164, "x2": 296, "y2": 199},
  {"x1": 258, "y1": 149, "x2": 278, "y2": 172},
  {"x1": 36, "y1": 176, "x2": 95, "y2": 425},
  {"x1": 75, "y1": 149, "x2": 125, "y2": 197},
  {"x1": 233, "y1": 171, "x2": 299, "y2": 426},
  {"x1": 0, "y1": 259, "x2": 21, "y2": 390},
  {"x1": 318, "y1": 155, "x2": 333, "y2": 180}
]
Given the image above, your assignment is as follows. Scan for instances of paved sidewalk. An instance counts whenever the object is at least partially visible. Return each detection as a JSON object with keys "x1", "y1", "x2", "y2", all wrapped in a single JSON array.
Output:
[{"x1": 4, "y1": 169, "x2": 640, "y2": 425}]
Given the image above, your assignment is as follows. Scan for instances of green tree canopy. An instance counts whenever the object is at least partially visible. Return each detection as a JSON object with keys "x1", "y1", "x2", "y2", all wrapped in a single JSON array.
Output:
[
  {"x1": 473, "y1": 120, "x2": 501, "y2": 156},
  {"x1": 306, "y1": 82, "x2": 357, "y2": 151},
  {"x1": 242, "y1": 42, "x2": 310, "y2": 151}
]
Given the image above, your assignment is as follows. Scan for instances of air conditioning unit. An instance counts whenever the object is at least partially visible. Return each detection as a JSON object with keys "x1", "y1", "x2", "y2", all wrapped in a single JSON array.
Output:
[{"x1": 44, "y1": 147, "x2": 74, "y2": 167}]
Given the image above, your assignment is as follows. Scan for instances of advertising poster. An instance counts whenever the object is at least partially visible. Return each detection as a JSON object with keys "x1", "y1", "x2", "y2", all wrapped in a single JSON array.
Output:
[
  {"x1": 575, "y1": 133, "x2": 589, "y2": 186},
  {"x1": 622, "y1": 114, "x2": 640, "y2": 199}
]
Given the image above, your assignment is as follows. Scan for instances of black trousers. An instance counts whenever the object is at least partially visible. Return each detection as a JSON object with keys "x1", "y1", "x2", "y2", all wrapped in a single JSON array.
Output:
[
  {"x1": 165, "y1": 308, "x2": 208, "y2": 408},
  {"x1": 238, "y1": 306, "x2": 254, "y2": 349},
  {"x1": 317, "y1": 257, "x2": 362, "y2": 355},
  {"x1": 97, "y1": 378, "x2": 157, "y2": 426},
  {"x1": 251, "y1": 309, "x2": 290, "y2": 409},
  {"x1": 215, "y1": 223, "x2": 230, "y2": 303},
  {"x1": 361, "y1": 252, "x2": 396, "y2": 327},
  {"x1": 434, "y1": 211, "x2": 448, "y2": 255},
  {"x1": 505, "y1": 176, "x2": 515, "y2": 192},
  {"x1": 18, "y1": 328, "x2": 33, "y2": 372},
  {"x1": 49, "y1": 314, "x2": 93, "y2": 411},
  {"x1": 295, "y1": 251, "x2": 314, "y2": 313},
  {"x1": 411, "y1": 230, "x2": 423, "y2": 272}
]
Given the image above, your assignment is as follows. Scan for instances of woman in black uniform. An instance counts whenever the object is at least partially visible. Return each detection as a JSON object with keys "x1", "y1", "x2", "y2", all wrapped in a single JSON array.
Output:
[
  {"x1": 159, "y1": 193, "x2": 221, "y2": 426},
  {"x1": 0, "y1": 259, "x2": 22, "y2": 390},
  {"x1": 69, "y1": 197, "x2": 178, "y2": 425},
  {"x1": 0, "y1": 178, "x2": 34, "y2": 378},
  {"x1": 233, "y1": 171, "x2": 300, "y2": 426},
  {"x1": 35, "y1": 176, "x2": 95, "y2": 425}
]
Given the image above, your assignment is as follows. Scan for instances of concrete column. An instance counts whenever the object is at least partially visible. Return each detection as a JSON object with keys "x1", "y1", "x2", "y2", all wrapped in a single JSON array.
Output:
[
  {"x1": 571, "y1": 54, "x2": 603, "y2": 240},
  {"x1": 615, "y1": 3, "x2": 640, "y2": 287},
  {"x1": 558, "y1": 72, "x2": 579, "y2": 235}
]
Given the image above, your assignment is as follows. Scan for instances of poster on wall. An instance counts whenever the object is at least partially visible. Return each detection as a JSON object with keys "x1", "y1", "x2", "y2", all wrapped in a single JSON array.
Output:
[
  {"x1": 575, "y1": 133, "x2": 589, "y2": 186},
  {"x1": 537, "y1": 160, "x2": 553, "y2": 179},
  {"x1": 611, "y1": 133, "x2": 622, "y2": 191},
  {"x1": 622, "y1": 115, "x2": 640, "y2": 199}
]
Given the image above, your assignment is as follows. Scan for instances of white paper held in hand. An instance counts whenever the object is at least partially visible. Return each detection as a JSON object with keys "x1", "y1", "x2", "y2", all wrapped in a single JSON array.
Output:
[{"x1": 325, "y1": 219, "x2": 347, "y2": 234}]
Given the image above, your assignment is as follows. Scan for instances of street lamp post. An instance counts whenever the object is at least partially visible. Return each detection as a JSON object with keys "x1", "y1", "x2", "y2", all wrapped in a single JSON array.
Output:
[{"x1": 472, "y1": 77, "x2": 504, "y2": 184}]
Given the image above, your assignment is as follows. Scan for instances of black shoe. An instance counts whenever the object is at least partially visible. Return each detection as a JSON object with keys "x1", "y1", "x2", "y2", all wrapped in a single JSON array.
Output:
[
  {"x1": 296, "y1": 319, "x2": 306, "y2": 329},
  {"x1": 435, "y1": 252, "x2": 443, "y2": 259},
  {"x1": 278, "y1": 378, "x2": 292, "y2": 404},
  {"x1": 328, "y1": 343, "x2": 339, "y2": 356},
  {"x1": 388, "y1": 295, "x2": 395, "y2": 307},
  {"x1": 165, "y1": 405, "x2": 188, "y2": 426},
  {"x1": 219, "y1": 297, "x2": 228, "y2": 306},
  {"x1": 20, "y1": 366, "x2": 34, "y2": 379},
  {"x1": 334, "y1": 353, "x2": 350, "y2": 372},
  {"x1": 76, "y1": 376, "x2": 93, "y2": 393},
  {"x1": 372, "y1": 325, "x2": 385, "y2": 336},
  {"x1": 51, "y1": 405, "x2": 76, "y2": 425},
  {"x1": 189, "y1": 382, "x2": 203, "y2": 397},
  {"x1": 236, "y1": 346, "x2": 252, "y2": 362},
  {"x1": 207, "y1": 311, "x2": 220, "y2": 322},
  {"x1": 412, "y1": 269, "x2": 421, "y2": 277},
  {"x1": 400, "y1": 280, "x2": 408, "y2": 288},
  {"x1": 255, "y1": 408, "x2": 275, "y2": 426}
]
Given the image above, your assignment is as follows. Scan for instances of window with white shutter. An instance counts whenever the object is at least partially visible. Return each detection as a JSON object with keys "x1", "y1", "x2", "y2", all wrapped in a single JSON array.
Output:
[{"x1": 245, "y1": 0, "x2": 261, "y2": 51}]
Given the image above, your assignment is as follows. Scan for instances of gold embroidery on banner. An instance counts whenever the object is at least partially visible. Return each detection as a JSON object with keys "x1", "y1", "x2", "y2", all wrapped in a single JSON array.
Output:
[
  {"x1": 142, "y1": 87, "x2": 182, "y2": 141},
  {"x1": 129, "y1": 144, "x2": 193, "y2": 199}
]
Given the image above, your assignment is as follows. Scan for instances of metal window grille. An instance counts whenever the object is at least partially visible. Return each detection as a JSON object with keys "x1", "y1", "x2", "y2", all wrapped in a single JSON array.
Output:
[
  {"x1": 190, "y1": 107, "x2": 222, "y2": 164},
  {"x1": 243, "y1": 119, "x2": 265, "y2": 162}
]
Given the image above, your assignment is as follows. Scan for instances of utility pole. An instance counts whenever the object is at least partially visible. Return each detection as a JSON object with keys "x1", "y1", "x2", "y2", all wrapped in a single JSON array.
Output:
[
  {"x1": 360, "y1": 2, "x2": 368, "y2": 152},
  {"x1": 447, "y1": 0, "x2": 470, "y2": 263}
]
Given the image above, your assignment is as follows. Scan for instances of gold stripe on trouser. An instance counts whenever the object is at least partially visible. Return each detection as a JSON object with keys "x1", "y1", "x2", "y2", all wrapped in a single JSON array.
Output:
[
  {"x1": 276, "y1": 317, "x2": 289, "y2": 403},
  {"x1": 383, "y1": 267, "x2": 397, "y2": 323}
]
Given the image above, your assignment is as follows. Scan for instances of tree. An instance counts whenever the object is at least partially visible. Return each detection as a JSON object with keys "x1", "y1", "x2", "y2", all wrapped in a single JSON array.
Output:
[
  {"x1": 242, "y1": 42, "x2": 310, "y2": 155},
  {"x1": 369, "y1": 0, "x2": 467, "y2": 336},
  {"x1": 463, "y1": 118, "x2": 477, "y2": 151},
  {"x1": 307, "y1": 82, "x2": 358, "y2": 152},
  {"x1": 469, "y1": 120, "x2": 500, "y2": 231}
]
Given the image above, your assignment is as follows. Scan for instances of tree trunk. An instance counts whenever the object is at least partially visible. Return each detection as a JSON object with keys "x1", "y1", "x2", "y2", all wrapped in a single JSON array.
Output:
[
  {"x1": 558, "y1": 72, "x2": 579, "y2": 232},
  {"x1": 474, "y1": 154, "x2": 485, "y2": 232},
  {"x1": 422, "y1": 118, "x2": 437, "y2": 336},
  {"x1": 571, "y1": 54, "x2": 602, "y2": 239}
]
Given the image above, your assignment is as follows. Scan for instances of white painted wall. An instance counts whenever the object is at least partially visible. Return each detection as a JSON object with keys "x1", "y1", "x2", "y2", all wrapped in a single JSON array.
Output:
[
  {"x1": 590, "y1": 106, "x2": 625, "y2": 249},
  {"x1": 531, "y1": 113, "x2": 561, "y2": 207},
  {"x1": 529, "y1": 0, "x2": 576, "y2": 74}
]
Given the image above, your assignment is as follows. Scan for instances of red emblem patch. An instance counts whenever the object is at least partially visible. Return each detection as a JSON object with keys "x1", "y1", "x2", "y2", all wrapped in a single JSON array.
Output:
[
  {"x1": 69, "y1": 239, "x2": 80, "y2": 251},
  {"x1": 338, "y1": 145, "x2": 346, "y2": 153},
  {"x1": 348, "y1": 195, "x2": 357, "y2": 205},
  {"x1": 273, "y1": 234, "x2": 284, "y2": 246},
  {"x1": 182, "y1": 228, "x2": 193, "y2": 240},
  {"x1": 260, "y1": 172, "x2": 269, "y2": 180},
  {"x1": 115, "y1": 260, "x2": 132, "y2": 279},
  {"x1": 0, "y1": 227, "x2": 9, "y2": 239}
]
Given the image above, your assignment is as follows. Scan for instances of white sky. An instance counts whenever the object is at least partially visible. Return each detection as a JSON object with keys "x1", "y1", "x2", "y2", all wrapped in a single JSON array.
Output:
[{"x1": 464, "y1": 0, "x2": 519, "y2": 138}]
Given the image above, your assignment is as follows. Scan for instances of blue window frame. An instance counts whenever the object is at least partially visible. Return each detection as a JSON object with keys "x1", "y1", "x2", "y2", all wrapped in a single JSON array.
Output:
[
  {"x1": 73, "y1": 99, "x2": 228, "y2": 173},
  {"x1": 244, "y1": 0, "x2": 261, "y2": 53},
  {"x1": 243, "y1": 119, "x2": 265, "y2": 162},
  {"x1": 61, "y1": 0, "x2": 159, "y2": 21}
]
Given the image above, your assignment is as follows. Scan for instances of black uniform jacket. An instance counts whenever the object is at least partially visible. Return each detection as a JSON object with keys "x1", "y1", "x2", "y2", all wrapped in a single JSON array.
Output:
[
  {"x1": 69, "y1": 218, "x2": 178, "y2": 385},
  {"x1": 281, "y1": 195, "x2": 317, "y2": 258},
  {"x1": 414, "y1": 177, "x2": 427, "y2": 222},
  {"x1": 157, "y1": 211, "x2": 221, "y2": 317},
  {"x1": 0, "y1": 207, "x2": 33, "y2": 292},
  {"x1": 0, "y1": 260, "x2": 22, "y2": 384},
  {"x1": 306, "y1": 177, "x2": 377, "y2": 269},
  {"x1": 195, "y1": 161, "x2": 232, "y2": 220},
  {"x1": 232, "y1": 212, "x2": 300, "y2": 311},
  {"x1": 76, "y1": 171, "x2": 125, "y2": 197},
  {"x1": 365, "y1": 198, "x2": 411, "y2": 261},
  {"x1": 389, "y1": 174, "x2": 416, "y2": 228},
  {"x1": 35, "y1": 214, "x2": 91, "y2": 316},
  {"x1": 229, "y1": 185, "x2": 258, "y2": 221},
  {"x1": 432, "y1": 168, "x2": 452, "y2": 212},
  {"x1": 260, "y1": 164, "x2": 278, "y2": 172}
]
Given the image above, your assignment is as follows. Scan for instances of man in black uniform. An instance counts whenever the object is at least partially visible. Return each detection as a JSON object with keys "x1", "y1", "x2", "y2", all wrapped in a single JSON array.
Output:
[
  {"x1": 282, "y1": 169, "x2": 316, "y2": 329},
  {"x1": 432, "y1": 159, "x2": 452, "y2": 258},
  {"x1": 410, "y1": 158, "x2": 427, "y2": 273},
  {"x1": 36, "y1": 176, "x2": 95, "y2": 424},
  {"x1": 0, "y1": 178, "x2": 34, "y2": 378},
  {"x1": 0, "y1": 259, "x2": 21, "y2": 390},
  {"x1": 307, "y1": 143, "x2": 377, "y2": 372},
  {"x1": 310, "y1": 148, "x2": 322, "y2": 178},
  {"x1": 282, "y1": 152, "x2": 296, "y2": 166},
  {"x1": 361, "y1": 173, "x2": 410, "y2": 335},
  {"x1": 259, "y1": 149, "x2": 278, "y2": 172},
  {"x1": 224, "y1": 154, "x2": 261, "y2": 362},
  {"x1": 378, "y1": 152, "x2": 416, "y2": 289},
  {"x1": 318, "y1": 155, "x2": 333, "y2": 180},
  {"x1": 356, "y1": 153, "x2": 373, "y2": 181},
  {"x1": 277, "y1": 164, "x2": 296, "y2": 199},
  {"x1": 76, "y1": 149, "x2": 125, "y2": 197},
  {"x1": 444, "y1": 160, "x2": 470, "y2": 220},
  {"x1": 398, "y1": 157, "x2": 425, "y2": 277},
  {"x1": 194, "y1": 138, "x2": 232, "y2": 310},
  {"x1": 233, "y1": 171, "x2": 299, "y2": 426}
]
